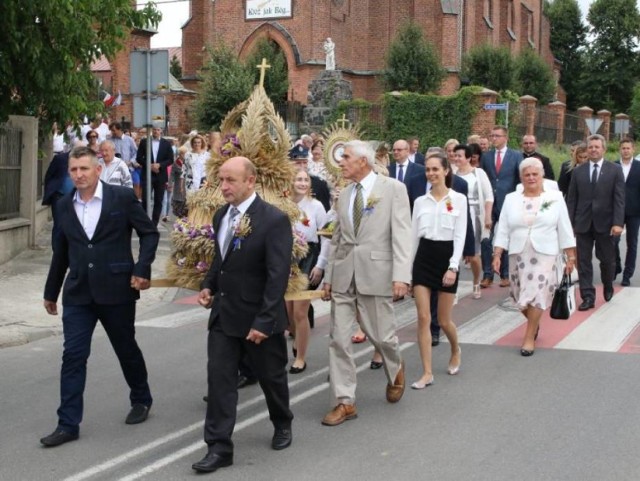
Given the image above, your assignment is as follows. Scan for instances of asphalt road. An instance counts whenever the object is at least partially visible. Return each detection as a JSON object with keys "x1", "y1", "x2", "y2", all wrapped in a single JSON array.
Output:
[{"x1": 2, "y1": 265, "x2": 640, "y2": 481}]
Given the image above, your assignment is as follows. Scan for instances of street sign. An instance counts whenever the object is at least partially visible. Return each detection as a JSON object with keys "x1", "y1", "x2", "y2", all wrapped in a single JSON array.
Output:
[
  {"x1": 132, "y1": 96, "x2": 165, "y2": 129},
  {"x1": 615, "y1": 119, "x2": 630, "y2": 135},
  {"x1": 483, "y1": 103, "x2": 508, "y2": 110},
  {"x1": 130, "y1": 50, "x2": 169, "y2": 94},
  {"x1": 585, "y1": 118, "x2": 603, "y2": 135}
]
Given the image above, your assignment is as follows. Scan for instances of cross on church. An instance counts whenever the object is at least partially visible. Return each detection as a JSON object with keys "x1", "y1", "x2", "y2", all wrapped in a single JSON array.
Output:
[
  {"x1": 256, "y1": 58, "x2": 271, "y2": 88},
  {"x1": 336, "y1": 114, "x2": 350, "y2": 128}
]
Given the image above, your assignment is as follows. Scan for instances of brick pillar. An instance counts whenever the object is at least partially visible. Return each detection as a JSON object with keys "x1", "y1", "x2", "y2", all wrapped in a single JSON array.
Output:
[
  {"x1": 547, "y1": 100, "x2": 566, "y2": 145},
  {"x1": 519, "y1": 95, "x2": 538, "y2": 135},
  {"x1": 577, "y1": 106, "x2": 593, "y2": 139},
  {"x1": 472, "y1": 88, "x2": 499, "y2": 135},
  {"x1": 615, "y1": 113, "x2": 631, "y2": 140},
  {"x1": 597, "y1": 109, "x2": 611, "y2": 141}
]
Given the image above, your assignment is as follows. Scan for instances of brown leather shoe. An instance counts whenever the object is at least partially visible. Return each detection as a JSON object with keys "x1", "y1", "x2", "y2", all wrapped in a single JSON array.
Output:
[
  {"x1": 480, "y1": 278, "x2": 493, "y2": 288},
  {"x1": 499, "y1": 278, "x2": 510, "y2": 288},
  {"x1": 386, "y1": 362, "x2": 405, "y2": 403},
  {"x1": 321, "y1": 403, "x2": 358, "y2": 426}
]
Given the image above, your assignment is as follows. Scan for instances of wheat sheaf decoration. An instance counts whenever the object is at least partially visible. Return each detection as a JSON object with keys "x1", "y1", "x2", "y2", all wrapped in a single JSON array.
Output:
[{"x1": 166, "y1": 85, "x2": 309, "y2": 294}]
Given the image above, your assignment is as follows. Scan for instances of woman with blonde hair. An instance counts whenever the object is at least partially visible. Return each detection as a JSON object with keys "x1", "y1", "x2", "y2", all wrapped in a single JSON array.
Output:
[
  {"x1": 558, "y1": 142, "x2": 588, "y2": 198},
  {"x1": 443, "y1": 139, "x2": 459, "y2": 171}
]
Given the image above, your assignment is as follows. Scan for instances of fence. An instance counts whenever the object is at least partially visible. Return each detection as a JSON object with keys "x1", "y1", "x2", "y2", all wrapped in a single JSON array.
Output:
[
  {"x1": 0, "y1": 125, "x2": 23, "y2": 221},
  {"x1": 274, "y1": 101, "x2": 304, "y2": 137},
  {"x1": 533, "y1": 107, "x2": 559, "y2": 144},
  {"x1": 563, "y1": 111, "x2": 585, "y2": 144}
]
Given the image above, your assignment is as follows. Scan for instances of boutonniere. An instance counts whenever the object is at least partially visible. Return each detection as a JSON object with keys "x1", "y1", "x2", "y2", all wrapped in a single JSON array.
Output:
[
  {"x1": 300, "y1": 212, "x2": 310, "y2": 227},
  {"x1": 232, "y1": 214, "x2": 252, "y2": 251},
  {"x1": 364, "y1": 196, "x2": 380, "y2": 215},
  {"x1": 445, "y1": 198, "x2": 454, "y2": 213},
  {"x1": 540, "y1": 200, "x2": 555, "y2": 213}
]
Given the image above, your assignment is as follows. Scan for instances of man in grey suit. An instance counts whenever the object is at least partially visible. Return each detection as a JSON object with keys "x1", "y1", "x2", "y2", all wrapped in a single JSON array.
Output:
[
  {"x1": 480, "y1": 126, "x2": 523, "y2": 288},
  {"x1": 321, "y1": 140, "x2": 411, "y2": 426},
  {"x1": 567, "y1": 134, "x2": 625, "y2": 310}
]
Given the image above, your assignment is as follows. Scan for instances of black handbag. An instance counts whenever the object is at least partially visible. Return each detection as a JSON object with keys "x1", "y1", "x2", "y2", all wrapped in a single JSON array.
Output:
[{"x1": 550, "y1": 273, "x2": 574, "y2": 320}]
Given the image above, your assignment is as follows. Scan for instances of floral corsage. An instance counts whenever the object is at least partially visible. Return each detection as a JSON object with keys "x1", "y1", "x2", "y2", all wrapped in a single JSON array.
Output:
[
  {"x1": 540, "y1": 200, "x2": 555, "y2": 213},
  {"x1": 445, "y1": 198, "x2": 454, "y2": 213},
  {"x1": 363, "y1": 196, "x2": 380, "y2": 215},
  {"x1": 232, "y1": 215, "x2": 252, "y2": 251}
]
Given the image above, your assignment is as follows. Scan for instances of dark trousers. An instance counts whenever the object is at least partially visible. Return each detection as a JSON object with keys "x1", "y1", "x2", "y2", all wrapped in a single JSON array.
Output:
[
  {"x1": 615, "y1": 215, "x2": 640, "y2": 280},
  {"x1": 481, "y1": 225, "x2": 508, "y2": 279},
  {"x1": 58, "y1": 303, "x2": 152, "y2": 434},
  {"x1": 142, "y1": 179, "x2": 166, "y2": 225},
  {"x1": 576, "y1": 228, "x2": 616, "y2": 302},
  {"x1": 205, "y1": 324, "x2": 292, "y2": 455}
]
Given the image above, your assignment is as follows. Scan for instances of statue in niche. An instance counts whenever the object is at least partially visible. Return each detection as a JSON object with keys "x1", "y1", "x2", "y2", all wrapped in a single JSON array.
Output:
[{"x1": 323, "y1": 37, "x2": 335, "y2": 71}]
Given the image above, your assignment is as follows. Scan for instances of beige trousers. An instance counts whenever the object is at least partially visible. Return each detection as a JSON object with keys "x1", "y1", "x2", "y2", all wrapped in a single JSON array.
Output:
[{"x1": 329, "y1": 278, "x2": 403, "y2": 405}]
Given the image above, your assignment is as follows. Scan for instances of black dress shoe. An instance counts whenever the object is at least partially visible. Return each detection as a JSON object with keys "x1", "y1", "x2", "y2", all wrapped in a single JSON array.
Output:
[
  {"x1": 289, "y1": 362, "x2": 307, "y2": 374},
  {"x1": 520, "y1": 348, "x2": 535, "y2": 357},
  {"x1": 125, "y1": 404, "x2": 150, "y2": 424},
  {"x1": 40, "y1": 429, "x2": 79, "y2": 447},
  {"x1": 369, "y1": 360, "x2": 383, "y2": 370},
  {"x1": 603, "y1": 284, "x2": 614, "y2": 302},
  {"x1": 203, "y1": 395, "x2": 208, "y2": 403},
  {"x1": 237, "y1": 375, "x2": 258, "y2": 389},
  {"x1": 621, "y1": 277, "x2": 631, "y2": 287},
  {"x1": 578, "y1": 299, "x2": 595, "y2": 311},
  {"x1": 271, "y1": 428, "x2": 292, "y2": 450},
  {"x1": 431, "y1": 334, "x2": 440, "y2": 347},
  {"x1": 192, "y1": 452, "x2": 233, "y2": 473}
]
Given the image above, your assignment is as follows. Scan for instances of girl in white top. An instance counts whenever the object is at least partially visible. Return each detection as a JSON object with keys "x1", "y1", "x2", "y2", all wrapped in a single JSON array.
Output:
[
  {"x1": 453, "y1": 144, "x2": 494, "y2": 298},
  {"x1": 286, "y1": 170, "x2": 330, "y2": 374},
  {"x1": 183, "y1": 134, "x2": 211, "y2": 192},
  {"x1": 410, "y1": 153, "x2": 467, "y2": 389}
]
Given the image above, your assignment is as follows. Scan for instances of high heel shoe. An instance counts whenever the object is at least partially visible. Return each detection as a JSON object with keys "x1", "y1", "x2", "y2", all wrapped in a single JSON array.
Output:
[
  {"x1": 520, "y1": 348, "x2": 535, "y2": 357},
  {"x1": 472, "y1": 284, "x2": 481, "y2": 299},
  {"x1": 289, "y1": 362, "x2": 307, "y2": 374},
  {"x1": 447, "y1": 347, "x2": 462, "y2": 375},
  {"x1": 411, "y1": 376, "x2": 434, "y2": 390}
]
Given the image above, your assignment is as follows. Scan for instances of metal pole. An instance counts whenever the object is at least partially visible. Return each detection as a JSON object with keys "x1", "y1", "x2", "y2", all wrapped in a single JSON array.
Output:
[
  {"x1": 145, "y1": 50, "x2": 152, "y2": 220},
  {"x1": 506, "y1": 102, "x2": 510, "y2": 130}
]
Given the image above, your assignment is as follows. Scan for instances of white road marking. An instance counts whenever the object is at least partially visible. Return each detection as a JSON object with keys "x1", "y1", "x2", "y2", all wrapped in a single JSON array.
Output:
[
  {"x1": 457, "y1": 305, "x2": 524, "y2": 345},
  {"x1": 555, "y1": 289, "x2": 640, "y2": 352}
]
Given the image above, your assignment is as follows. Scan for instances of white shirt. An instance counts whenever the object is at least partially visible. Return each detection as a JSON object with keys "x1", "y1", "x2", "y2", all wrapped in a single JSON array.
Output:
[
  {"x1": 620, "y1": 159, "x2": 633, "y2": 181},
  {"x1": 151, "y1": 138, "x2": 160, "y2": 162},
  {"x1": 73, "y1": 181, "x2": 104, "y2": 240},
  {"x1": 295, "y1": 197, "x2": 330, "y2": 269},
  {"x1": 348, "y1": 170, "x2": 377, "y2": 227},
  {"x1": 218, "y1": 192, "x2": 256, "y2": 251},
  {"x1": 590, "y1": 159, "x2": 603, "y2": 181},
  {"x1": 411, "y1": 189, "x2": 468, "y2": 269},
  {"x1": 408, "y1": 153, "x2": 416, "y2": 163}
]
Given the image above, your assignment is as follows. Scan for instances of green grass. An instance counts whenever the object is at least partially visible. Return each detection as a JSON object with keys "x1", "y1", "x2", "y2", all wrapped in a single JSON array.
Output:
[{"x1": 537, "y1": 142, "x2": 621, "y2": 180}]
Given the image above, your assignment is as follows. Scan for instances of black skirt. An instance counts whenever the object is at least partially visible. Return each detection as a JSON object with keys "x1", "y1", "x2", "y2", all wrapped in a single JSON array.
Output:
[
  {"x1": 298, "y1": 242, "x2": 320, "y2": 276},
  {"x1": 412, "y1": 238, "x2": 459, "y2": 293}
]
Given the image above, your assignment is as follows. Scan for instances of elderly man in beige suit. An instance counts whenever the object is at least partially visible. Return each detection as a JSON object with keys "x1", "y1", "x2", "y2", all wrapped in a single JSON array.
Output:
[{"x1": 321, "y1": 140, "x2": 412, "y2": 426}]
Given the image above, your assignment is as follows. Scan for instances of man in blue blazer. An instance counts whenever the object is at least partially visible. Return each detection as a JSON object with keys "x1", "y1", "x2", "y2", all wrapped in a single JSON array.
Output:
[
  {"x1": 389, "y1": 139, "x2": 425, "y2": 186},
  {"x1": 41, "y1": 146, "x2": 159, "y2": 447},
  {"x1": 614, "y1": 139, "x2": 640, "y2": 286},
  {"x1": 136, "y1": 127, "x2": 174, "y2": 225},
  {"x1": 480, "y1": 126, "x2": 523, "y2": 288}
]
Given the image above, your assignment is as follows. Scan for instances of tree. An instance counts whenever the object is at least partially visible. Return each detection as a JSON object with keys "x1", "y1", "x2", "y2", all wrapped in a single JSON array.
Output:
[
  {"x1": 544, "y1": 0, "x2": 587, "y2": 110},
  {"x1": 580, "y1": 0, "x2": 640, "y2": 112},
  {"x1": 193, "y1": 43, "x2": 254, "y2": 131},
  {"x1": 461, "y1": 45, "x2": 514, "y2": 92},
  {"x1": 170, "y1": 54, "x2": 182, "y2": 79},
  {"x1": 627, "y1": 83, "x2": 640, "y2": 138},
  {"x1": 0, "y1": 1, "x2": 161, "y2": 129},
  {"x1": 244, "y1": 39, "x2": 289, "y2": 102},
  {"x1": 513, "y1": 48, "x2": 556, "y2": 103},
  {"x1": 382, "y1": 21, "x2": 445, "y2": 94}
]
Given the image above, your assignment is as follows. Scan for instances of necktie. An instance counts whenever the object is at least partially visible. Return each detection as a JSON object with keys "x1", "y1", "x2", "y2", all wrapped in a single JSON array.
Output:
[
  {"x1": 222, "y1": 207, "x2": 240, "y2": 256},
  {"x1": 495, "y1": 150, "x2": 502, "y2": 174},
  {"x1": 591, "y1": 163, "x2": 599, "y2": 188},
  {"x1": 353, "y1": 183, "x2": 363, "y2": 234},
  {"x1": 398, "y1": 163, "x2": 404, "y2": 183}
]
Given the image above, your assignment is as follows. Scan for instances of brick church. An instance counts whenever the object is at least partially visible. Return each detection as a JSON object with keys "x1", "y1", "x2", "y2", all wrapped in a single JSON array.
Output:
[{"x1": 110, "y1": 0, "x2": 558, "y2": 134}]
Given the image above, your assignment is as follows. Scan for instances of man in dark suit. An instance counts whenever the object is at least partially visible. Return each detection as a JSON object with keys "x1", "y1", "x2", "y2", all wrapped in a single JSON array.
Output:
[
  {"x1": 614, "y1": 139, "x2": 640, "y2": 286},
  {"x1": 136, "y1": 127, "x2": 174, "y2": 225},
  {"x1": 567, "y1": 134, "x2": 625, "y2": 309},
  {"x1": 480, "y1": 126, "x2": 523, "y2": 288},
  {"x1": 389, "y1": 139, "x2": 425, "y2": 186},
  {"x1": 408, "y1": 137, "x2": 425, "y2": 165},
  {"x1": 192, "y1": 157, "x2": 293, "y2": 474},
  {"x1": 522, "y1": 134, "x2": 554, "y2": 180},
  {"x1": 43, "y1": 152, "x2": 73, "y2": 245},
  {"x1": 40, "y1": 146, "x2": 159, "y2": 447}
]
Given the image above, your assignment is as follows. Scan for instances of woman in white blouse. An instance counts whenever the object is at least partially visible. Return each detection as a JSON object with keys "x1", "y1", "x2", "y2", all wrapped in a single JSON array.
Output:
[
  {"x1": 99, "y1": 140, "x2": 132, "y2": 188},
  {"x1": 493, "y1": 158, "x2": 576, "y2": 356},
  {"x1": 411, "y1": 153, "x2": 467, "y2": 389},
  {"x1": 453, "y1": 144, "x2": 494, "y2": 298},
  {"x1": 182, "y1": 134, "x2": 210, "y2": 192},
  {"x1": 286, "y1": 170, "x2": 329, "y2": 374}
]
